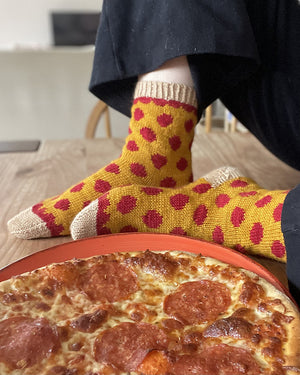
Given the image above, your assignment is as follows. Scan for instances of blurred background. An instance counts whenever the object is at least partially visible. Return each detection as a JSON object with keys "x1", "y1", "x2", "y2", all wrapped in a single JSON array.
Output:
[
  {"x1": 0, "y1": 0, "x2": 236, "y2": 142},
  {"x1": 0, "y1": 0, "x2": 132, "y2": 141}
]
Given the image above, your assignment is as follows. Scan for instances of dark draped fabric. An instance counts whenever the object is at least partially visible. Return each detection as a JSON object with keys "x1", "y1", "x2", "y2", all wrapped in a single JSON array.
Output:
[{"x1": 89, "y1": 0, "x2": 300, "y2": 305}]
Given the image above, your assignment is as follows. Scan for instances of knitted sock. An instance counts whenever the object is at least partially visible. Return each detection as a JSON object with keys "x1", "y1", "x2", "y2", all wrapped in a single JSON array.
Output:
[
  {"x1": 71, "y1": 167, "x2": 288, "y2": 262},
  {"x1": 8, "y1": 81, "x2": 198, "y2": 239}
]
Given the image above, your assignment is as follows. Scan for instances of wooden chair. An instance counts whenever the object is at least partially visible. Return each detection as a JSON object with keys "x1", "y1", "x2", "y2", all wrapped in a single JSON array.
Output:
[
  {"x1": 85, "y1": 100, "x2": 111, "y2": 139},
  {"x1": 204, "y1": 105, "x2": 213, "y2": 133},
  {"x1": 204, "y1": 104, "x2": 237, "y2": 133}
]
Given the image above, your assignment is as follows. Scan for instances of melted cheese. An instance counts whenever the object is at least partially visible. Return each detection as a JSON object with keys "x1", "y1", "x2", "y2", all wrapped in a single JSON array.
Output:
[{"x1": 0, "y1": 251, "x2": 299, "y2": 375}]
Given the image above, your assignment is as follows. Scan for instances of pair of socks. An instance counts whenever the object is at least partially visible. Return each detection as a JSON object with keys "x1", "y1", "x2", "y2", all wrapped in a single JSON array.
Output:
[
  {"x1": 8, "y1": 81, "x2": 198, "y2": 238},
  {"x1": 7, "y1": 81, "x2": 287, "y2": 262}
]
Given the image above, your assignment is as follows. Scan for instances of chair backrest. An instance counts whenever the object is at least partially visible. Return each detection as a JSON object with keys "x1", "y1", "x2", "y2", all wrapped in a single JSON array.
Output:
[{"x1": 85, "y1": 100, "x2": 111, "y2": 138}]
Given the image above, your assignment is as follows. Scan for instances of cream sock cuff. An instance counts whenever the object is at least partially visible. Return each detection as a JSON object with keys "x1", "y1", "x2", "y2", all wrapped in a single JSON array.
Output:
[{"x1": 134, "y1": 81, "x2": 198, "y2": 108}]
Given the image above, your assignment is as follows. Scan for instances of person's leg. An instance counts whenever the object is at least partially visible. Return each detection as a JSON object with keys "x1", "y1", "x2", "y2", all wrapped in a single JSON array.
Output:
[
  {"x1": 220, "y1": 0, "x2": 300, "y2": 170},
  {"x1": 281, "y1": 185, "x2": 300, "y2": 305},
  {"x1": 90, "y1": 0, "x2": 259, "y2": 118},
  {"x1": 217, "y1": 0, "x2": 300, "y2": 305},
  {"x1": 71, "y1": 166, "x2": 287, "y2": 262},
  {"x1": 7, "y1": 58, "x2": 198, "y2": 239}
]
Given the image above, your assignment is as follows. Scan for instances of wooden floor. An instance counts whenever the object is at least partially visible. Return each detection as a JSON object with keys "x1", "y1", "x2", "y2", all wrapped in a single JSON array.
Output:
[{"x1": 1, "y1": 133, "x2": 300, "y2": 287}]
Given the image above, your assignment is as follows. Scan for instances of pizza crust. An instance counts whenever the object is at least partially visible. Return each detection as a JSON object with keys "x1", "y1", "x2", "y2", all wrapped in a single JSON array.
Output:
[
  {"x1": 0, "y1": 250, "x2": 299, "y2": 375},
  {"x1": 254, "y1": 275, "x2": 300, "y2": 369}
]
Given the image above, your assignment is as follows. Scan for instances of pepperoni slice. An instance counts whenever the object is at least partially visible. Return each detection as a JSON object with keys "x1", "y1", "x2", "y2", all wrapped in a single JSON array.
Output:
[
  {"x1": 0, "y1": 316, "x2": 60, "y2": 369},
  {"x1": 44, "y1": 262, "x2": 78, "y2": 286},
  {"x1": 171, "y1": 344, "x2": 261, "y2": 375},
  {"x1": 80, "y1": 261, "x2": 139, "y2": 302},
  {"x1": 203, "y1": 317, "x2": 253, "y2": 339},
  {"x1": 164, "y1": 280, "x2": 231, "y2": 324},
  {"x1": 94, "y1": 322, "x2": 168, "y2": 372}
]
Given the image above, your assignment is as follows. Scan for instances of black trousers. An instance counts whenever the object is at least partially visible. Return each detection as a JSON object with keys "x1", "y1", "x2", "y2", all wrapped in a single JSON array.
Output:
[{"x1": 89, "y1": 0, "x2": 300, "y2": 305}]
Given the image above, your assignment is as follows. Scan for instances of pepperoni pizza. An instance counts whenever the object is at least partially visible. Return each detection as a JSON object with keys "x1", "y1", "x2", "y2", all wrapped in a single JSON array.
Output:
[{"x1": 0, "y1": 250, "x2": 299, "y2": 375}]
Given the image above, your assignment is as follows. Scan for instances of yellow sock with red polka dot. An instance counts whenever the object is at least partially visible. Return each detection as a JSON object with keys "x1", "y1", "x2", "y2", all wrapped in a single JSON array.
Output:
[
  {"x1": 8, "y1": 81, "x2": 198, "y2": 239},
  {"x1": 71, "y1": 166, "x2": 288, "y2": 262}
]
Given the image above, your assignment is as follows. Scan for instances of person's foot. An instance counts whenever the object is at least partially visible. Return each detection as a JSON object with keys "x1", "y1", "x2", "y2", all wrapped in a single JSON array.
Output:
[
  {"x1": 8, "y1": 82, "x2": 198, "y2": 239},
  {"x1": 71, "y1": 166, "x2": 288, "y2": 261}
]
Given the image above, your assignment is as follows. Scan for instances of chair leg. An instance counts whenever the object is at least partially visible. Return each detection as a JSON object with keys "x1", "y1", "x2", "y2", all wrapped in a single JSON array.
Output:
[
  {"x1": 105, "y1": 108, "x2": 111, "y2": 138},
  {"x1": 231, "y1": 117, "x2": 238, "y2": 133},
  {"x1": 85, "y1": 100, "x2": 110, "y2": 139},
  {"x1": 205, "y1": 105, "x2": 212, "y2": 133}
]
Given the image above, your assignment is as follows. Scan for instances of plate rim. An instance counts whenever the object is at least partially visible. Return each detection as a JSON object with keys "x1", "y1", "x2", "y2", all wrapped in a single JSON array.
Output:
[{"x1": 0, "y1": 233, "x2": 294, "y2": 302}]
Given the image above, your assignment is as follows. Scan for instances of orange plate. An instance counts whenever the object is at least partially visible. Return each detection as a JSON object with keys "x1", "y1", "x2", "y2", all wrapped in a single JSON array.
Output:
[{"x1": 0, "y1": 233, "x2": 291, "y2": 299}]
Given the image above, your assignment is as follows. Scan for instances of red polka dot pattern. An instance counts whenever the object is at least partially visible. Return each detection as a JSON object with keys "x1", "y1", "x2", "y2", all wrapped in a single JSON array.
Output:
[
  {"x1": 231, "y1": 207, "x2": 245, "y2": 227},
  {"x1": 134, "y1": 108, "x2": 144, "y2": 121},
  {"x1": 140, "y1": 127, "x2": 157, "y2": 142},
  {"x1": 170, "y1": 194, "x2": 189, "y2": 210},
  {"x1": 216, "y1": 194, "x2": 230, "y2": 208},
  {"x1": 255, "y1": 195, "x2": 272, "y2": 207},
  {"x1": 151, "y1": 153, "x2": 167, "y2": 170},
  {"x1": 160, "y1": 177, "x2": 176, "y2": 188},
  {"x1": 212, "y1": 226, "x2": 224, "y2": 244},
  {"x1": 105, "y1": 163, "x2": 120, "y2": 174},
  {"x1": 54, "y1": 199, "x2": 70, "y2": 211},
  {"x1": 239, "y1": 191, "x2": 257, "y2": 197},
  {"x1": 157, "y1": 113, "x2": 173, "y2": 127},
  {"x1": 70, "y1": 182, "x2": 84, "y2": 193},
  {"x1": 250, "y1": 222, "x2": 264, "y2": 244},
  {"x1": 192, "y1": 183, "x2": 211, "y2": 194},
  {"x1": 130, "y1": 163, "x2": 147, "y2": 178},
  {"x1": 94, "y1": 179, "x2": 112, "y2": 193},
  {"x1": 193, "y1": 204, "x2": 208, "y2": 226},
  {"x1": 141, "y1": 187, "x2": 163, "y2": 195},
  {"x1": 273, "y1": 203, "x2": 283, "y2": 222},
  {"x1": 231, "y1": 180, "x2": 248, "y2": 188},
  {"x1": 126, "y1": 140, "x2": 139, "y2": 151},
  {"x1": 271, "y1": 240, "x2": 285, "y2": 258},
  {"x1": 143, "y1": 210, "x2": 163, "y2": 228},
  {"x1": 170, "y1": 227, "x2": 187, "y2": 236},
  {"x1": 176, "y1": 158, "x2": 188, "y2": 171},
  {"x1": 169, "y1": 135, "x2": 181, "y2": 151},
  {"x1": 184, "y1": 119, "x2": 194, "y2": 133},
  {"x1": 234, "y1": 244, "x2": 246, "y2": 253},
  {"x1": 117, "y1": 196, "x2": 137, "y2": 214}
]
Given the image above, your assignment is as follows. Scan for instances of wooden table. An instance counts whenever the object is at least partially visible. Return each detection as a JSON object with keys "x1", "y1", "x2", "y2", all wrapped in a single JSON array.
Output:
[{"x1": 1, "y1": 133, "x2": 300, "y2": 288}]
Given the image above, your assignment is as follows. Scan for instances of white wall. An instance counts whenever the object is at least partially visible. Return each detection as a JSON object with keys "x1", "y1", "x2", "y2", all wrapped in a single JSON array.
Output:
[
  {"x1": 0, "y1": 1, "x2": 231, "y2": 141},
  {"x1": 0, "y1": 0, "x2": 103, "y2": 49},
  {"x1": 0, "y1": 0, "x2": 131, "y2": 141}
]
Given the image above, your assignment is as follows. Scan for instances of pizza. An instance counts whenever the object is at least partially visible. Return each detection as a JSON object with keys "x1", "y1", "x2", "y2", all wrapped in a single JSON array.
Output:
[{"x1": 0, "y1": 250, "x2": 299, "y2": 375}]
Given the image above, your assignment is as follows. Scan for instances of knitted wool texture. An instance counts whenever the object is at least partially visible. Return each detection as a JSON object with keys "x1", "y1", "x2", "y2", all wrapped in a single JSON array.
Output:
[
  {"x1": 7, "y1": 82, "x2": 198, "y2": 239},
  {"x1": 71, "y1": 175, "x2": 288, "y2": 262}
]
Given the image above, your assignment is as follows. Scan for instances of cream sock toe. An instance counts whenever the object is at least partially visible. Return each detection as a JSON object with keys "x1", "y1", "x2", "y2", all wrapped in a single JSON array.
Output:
[
  {"x1": 7, "y1": 207, "x2": 51, "y2": 239},
  {"x1": 71, "y1": 200, "x2": 99, "y2": 240}
]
